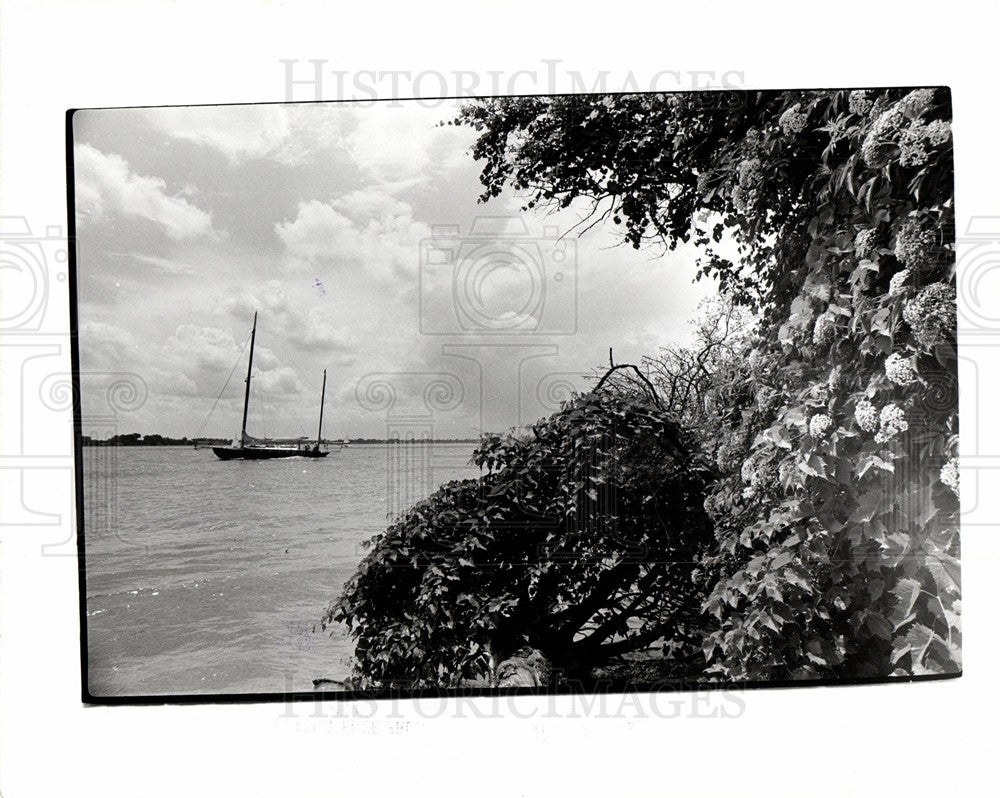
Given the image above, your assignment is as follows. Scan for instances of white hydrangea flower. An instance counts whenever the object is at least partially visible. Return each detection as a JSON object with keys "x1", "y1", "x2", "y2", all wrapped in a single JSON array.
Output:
[
  {"x1": 899, "y1": 88, "x2": 936, "y2": 117},
  {"x1": 812, "y1": 312, "x2": 837, "y2": 346},
  {"x1": 862, "y1": 104, "x2": 906, "y2": 166},
  {"x1": 854, "y1": 400, "x2": 879, "y2": 433},
  {"x1": 940, "y1": 458, "x2": 960, "y2": 497},
  {"x1": 885, "y1": 352, "x2": 917, "y2": 385},
  {"x1": 732, "y1": 185, "x2": 747, "y2": 212},
  {"x1": 854, "y1": 228, "x2": 879, "y2": 260},
  {"x1": 894, "y1": 219, "x2": 937, "y2": 269},
  {"x1": 903, "y1": 283, "x2": 957, "y2": 349},
  {"x1": 827, "y1": 364, "x2": 843, "y2": 392},
  {"x1": 925, "y1": 119, "x2": 952, "y2": 146},
  {"x1": 809, "y1": 413, "x2": 833, "y2": 438},
  {"x1": 899, "y1": 120, "x2": 947, "y2": 167},
  {"x1": 874, "y1": 403, "x2": 908, "y2": 443},
  {"x1": 737, "y1": 157, "x2": 763, "y2": 187},
  {"x1": 888, "y1": 268, "x2": 912, "y2": 298},
  {"x1": 848, "y1": 90, "x2": 874, "y2": 116},
  {"x1": 899, "y1": 137, "x2": 929, "y2": 167},
  {"x1": 779, "y1": 103, "x2": 809, "y2": 135}
]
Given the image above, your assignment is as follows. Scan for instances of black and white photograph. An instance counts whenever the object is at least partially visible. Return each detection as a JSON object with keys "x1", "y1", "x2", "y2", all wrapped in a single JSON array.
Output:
[
  {"x1": 7, "y1": 2, "x2": 1000, "y2": 796},
  {"x1": 71, "y1": 88, "x2": 961, "y2": 700}
]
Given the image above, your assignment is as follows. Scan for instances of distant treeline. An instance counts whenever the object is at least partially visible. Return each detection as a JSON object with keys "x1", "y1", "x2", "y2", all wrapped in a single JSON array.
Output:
[
  {"x1": 81, "y1": 433, "x2": 197, "y2": 446},
  {"x1": 80, "y1": 433, "x2": 478, "y2": 446}
]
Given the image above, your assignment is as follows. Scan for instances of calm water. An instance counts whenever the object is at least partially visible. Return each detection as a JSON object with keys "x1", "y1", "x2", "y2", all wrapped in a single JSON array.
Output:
[{"x1": 82, "y1": 443, "x2": 480, "y2": 696}]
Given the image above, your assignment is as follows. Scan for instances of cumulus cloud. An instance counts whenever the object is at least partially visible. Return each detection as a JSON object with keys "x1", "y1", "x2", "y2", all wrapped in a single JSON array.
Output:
[
  {"x1": 275, "y1": 189, "x2": 431, "y2": 280},
  {"x1": 343, "y1": 104, "x2": 472, "y2": 187},
  {"x1": 79, "y1": 320, "x2": 139, "y2": 371},
  {"x1": 288, "y1": 307, "x2": 358, "y2": 355},
  {"x1": 222, "y1": 283, "x2": 357, "y2": 359},
  {"x1": 169, "y1": 325, "x2": 243, "y2": 372},
  {"x1": 225, "y1": 279, "x2": 294, "y2": 322},
  {"x1": 253, "y1": 365, "x2": 302, "y2": 395},
  {"x1": 142, "y1": 325, "x2": 303, "y2": 410},
  {"x1": 274, "y1": 201, "x2": 358, "y2": 263},
  {"x1": 74, "y1": 144, "x2": 221, "y2": 240}
]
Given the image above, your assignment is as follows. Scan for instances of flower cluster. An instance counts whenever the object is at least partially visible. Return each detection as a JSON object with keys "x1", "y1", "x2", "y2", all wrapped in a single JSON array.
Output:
[
  {"x1": 778, "y1": 458, "x2": 799, "y2": 488},
  {"x1": 740, "y1": 450, "x2": 775, "y2": 489},
  {"x1": 854, "y1": 400, "x2": 879, "y2": 433},
  {"x1": 755, "y1": 384, "x2": 781, "y2": 414},
  {"x1": 848, "y1": 90, "x2": 874, "y2": 116},
  {"x1": 779, "y1": 103, "x2": 809, "y2": 135},
  {"x1": 859, "y1": 91, "x2": 940, "y2": 168},
  {"x1": 854, "y1": 228, "x2": 879, "y2": 260},
  {"x1": 874, "y1": 404, "x2": 908, "y2": 444},
  {"x1": 809, "y1": 413, "x2": 833, "y2": 438},
  {"x1": 862, "y1": 103, "x2": 906, "y2": 166},
  {"x1": 893, "y1": 219, "x2": 937, "y2": 269},
  {"x1": 898, "y1": 123, "x2": 930, "y2": 167},
  {"x1": 869, "y1": 93, "x2": 894, "y2": 118},
  {"x1": 732, "y1": 157, "x2": 764, "y2": 213},
  {"x1": 809, "y1": 381, "x2": 830, "y2": 402},
  {"x1": 732, "y1": 185, "x2": 747, "y2": 212},
  {"x1": 888, "y1": 268, "x2": 912, "y2": 298},
  {"x1": 737, "y1": 157, "x2": 763, "y2": 187},
  {"x1": 903, "y1": 282, "x2": 956, "y2": 349},
  {"x1": 897, "y1": 118, "x2": 953, "y2": 168},
  {"x1": 827, "y1": 364, "x2": 843, "y2": 392},
  {"x1": 899, "y1": 88, "x2": 936, "y2": 117},
  {"x1": 940, "y1": 458, "x2": 960, "y2": 497},
  {"x1": 925, "y1": 119, "x2": 952, "y2": 146},
  {"x1": 885, "y1": 352, "x2": 917, "y2": 385},
  {"x1": 812, "y1": 311, "x2": 837, "y2": 346}
]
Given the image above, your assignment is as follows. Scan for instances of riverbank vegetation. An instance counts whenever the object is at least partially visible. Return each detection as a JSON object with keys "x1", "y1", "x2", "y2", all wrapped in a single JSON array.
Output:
[{"x1": 325, "y1": 88, "x2": 959, "y2": 688}]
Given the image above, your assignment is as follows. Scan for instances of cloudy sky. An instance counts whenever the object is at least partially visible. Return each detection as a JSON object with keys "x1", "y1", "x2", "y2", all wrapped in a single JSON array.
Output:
[{"x1": 72, "y1": 101, "x2": 717, "y2": 441}]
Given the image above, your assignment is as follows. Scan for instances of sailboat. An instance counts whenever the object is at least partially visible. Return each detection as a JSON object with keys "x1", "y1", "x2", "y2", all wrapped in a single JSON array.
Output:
[{"x1": 212, "y1": 312, "x2": 329, "y2": 460}]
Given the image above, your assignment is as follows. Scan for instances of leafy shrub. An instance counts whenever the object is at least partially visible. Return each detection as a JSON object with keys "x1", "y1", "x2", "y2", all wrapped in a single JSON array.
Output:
[{"x1": 324, "y1": 392, "x2": 715, "y2": 689}]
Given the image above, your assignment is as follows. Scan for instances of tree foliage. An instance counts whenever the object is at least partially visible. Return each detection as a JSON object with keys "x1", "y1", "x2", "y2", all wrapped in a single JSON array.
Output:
[
  {"x1": 453, "y1": 88, "x2": 960, "y2": 680},
  {"x1": 324, "y1": 392, "x2": 715, "y2": 689}
]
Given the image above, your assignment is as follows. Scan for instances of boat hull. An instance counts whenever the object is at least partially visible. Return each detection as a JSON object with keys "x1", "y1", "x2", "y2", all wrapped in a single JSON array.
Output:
[{"x1": 212, "y1": 446, "x2": 329, "y2": 460}]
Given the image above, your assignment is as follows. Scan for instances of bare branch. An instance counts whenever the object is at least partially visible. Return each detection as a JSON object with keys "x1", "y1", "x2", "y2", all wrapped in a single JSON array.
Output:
[{"x1": 594, "y1": 348, "x2": 663, "y2": 409}]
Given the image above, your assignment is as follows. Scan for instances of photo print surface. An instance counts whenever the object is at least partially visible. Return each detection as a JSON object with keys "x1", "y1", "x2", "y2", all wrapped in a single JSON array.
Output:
[{"x1": 70, "y1": 88, "x2": 960, "y2": 701}]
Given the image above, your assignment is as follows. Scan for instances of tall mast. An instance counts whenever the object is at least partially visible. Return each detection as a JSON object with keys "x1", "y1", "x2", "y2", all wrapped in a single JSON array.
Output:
[
  {"x1": 316, "y1": 369, "x2": 327, "y2": 447},
  {"x1": 239, "y1": 312, "x2": 257, "y2": 447}
]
